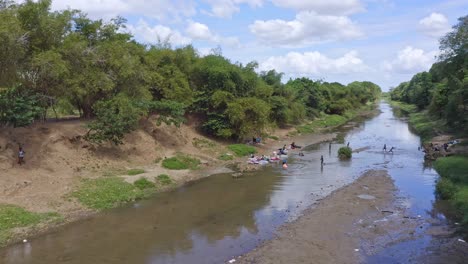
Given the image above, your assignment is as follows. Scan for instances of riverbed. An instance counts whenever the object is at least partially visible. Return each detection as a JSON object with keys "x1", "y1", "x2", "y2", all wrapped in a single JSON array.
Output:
[{"x1": 1, "y1": 101, "x2": 466, "y2": 263}]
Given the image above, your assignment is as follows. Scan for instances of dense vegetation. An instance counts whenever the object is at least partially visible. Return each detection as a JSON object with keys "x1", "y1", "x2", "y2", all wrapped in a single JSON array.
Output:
[
  {"x1": 434, "y1": 157, "x2": 468, "y2": 227},
  {"x1": 0, "y1": 0, "x2": 380, "y2": 143},
  {"x1": 338, "y1": 147, "x2": 352, "y2": 160},
  {"x1": 389, "y1": 15, "x2": 467, "y2": 135},
  {"x1": 389, "y1": 15, "x2": 468, "y2": 231}
]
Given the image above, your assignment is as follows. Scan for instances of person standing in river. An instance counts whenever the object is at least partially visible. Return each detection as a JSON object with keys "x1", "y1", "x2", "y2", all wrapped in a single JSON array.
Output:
[
  {"x1": 389, "y1": 147, "x2": 394, "y2": 153},
  {"x1": 347, "y1": 142, "x2": 350, "y2": 147},
  {"x1": 320, "y1": 155, "x2": 324, "y2": 166},
  {"x1": 383, "y1": 144, "x2": 387, "y2": 152}
]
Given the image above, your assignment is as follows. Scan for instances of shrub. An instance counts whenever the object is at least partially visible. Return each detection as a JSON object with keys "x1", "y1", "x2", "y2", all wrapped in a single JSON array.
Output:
[
  {"x1": 436, "y1": 178, "x2": 458, "y2": 200},
  {"x1": 228, "y1": 144, "x2": 257, "y2": 157},
  {"x1": 127, "y1": 169, "x2": 145, "y2": 176},
  {"x1": 338, "y1": 146, "x2": 352, "y2": 159},
  {"x1": 156, "y1": 174, "x2": 172, "y2": 185},
  {"x1": 268, "y1": 135, "x2": 279, "y2": 140},
  {"x1": 162, "y1": 154, "x2": 200, "y2": 170},
  {"x1": 134, "y1": 178, "x2": 155, "y2": 190}
]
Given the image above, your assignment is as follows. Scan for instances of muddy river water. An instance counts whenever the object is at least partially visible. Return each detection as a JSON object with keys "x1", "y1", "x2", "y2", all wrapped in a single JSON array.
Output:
[{"x1": 0, "y1": 102, "x2": 464, "y2": 263}]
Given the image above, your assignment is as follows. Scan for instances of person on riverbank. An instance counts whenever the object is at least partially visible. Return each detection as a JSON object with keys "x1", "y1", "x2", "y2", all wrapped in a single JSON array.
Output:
[
  {"x1": 18, "y1": 147, "x2": 25, "y2": 165},
  {"x1": 383, "y1": 144, "x2": 387, "y2": 152}
]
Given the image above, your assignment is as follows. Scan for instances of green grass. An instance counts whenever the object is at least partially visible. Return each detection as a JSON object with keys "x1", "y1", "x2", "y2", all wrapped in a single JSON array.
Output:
[
  {"x1": 133, "y1": 178, "x2": 156, "y2": 190},
  {"x1": 227, "y1": 144, "x2": 257, "y2": 157},
  {"x1": 296, "y1": 114, "x2": 348, "y2": 134},
  {"x1": 192, "y1": 138, "x2": 216, "y2": 148},
  {"x1": 338, "y1": 146, "x2": 352, "y2": 159},
  {"x1": 73, "y1": 177, "x2": 149, "y2": 210},
  {"x1": 0, "y1": 204, "x2": 61, "y2": 244},
  {"x1": 162, "y1": 154, "x2": 201, "y2": 170},
  {"x1": 434, "y1": 156, "x2": 468, "y2": 185},
  {"x1": 268, "y1": 135, "x2": 279, "y2": 140},
  {"x1": 434, "y1": 156, "x2": 468, "y2": 226},
  {"x1": 408, "y1": 112, "x2": 440, "y2": 142},
  {"x1": 127, "y1": 169, "x2": 145, "y2": 176},
  {"x1": 219, "y1": 153, "x2": 234, "y2": 161},
  {"x1": 156, "y1": 174, "x2": 173, "y2": 185}
]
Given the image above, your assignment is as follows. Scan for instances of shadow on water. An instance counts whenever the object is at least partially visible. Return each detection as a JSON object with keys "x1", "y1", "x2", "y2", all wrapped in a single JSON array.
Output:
[{"x1": 1, "y1": 101, "x2": 465, "y2": 263}]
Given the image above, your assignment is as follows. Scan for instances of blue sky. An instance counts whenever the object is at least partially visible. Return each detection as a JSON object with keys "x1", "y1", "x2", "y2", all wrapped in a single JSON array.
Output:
[{"x1": 45, "y1": 0, "x2": 467, "y2": 91}]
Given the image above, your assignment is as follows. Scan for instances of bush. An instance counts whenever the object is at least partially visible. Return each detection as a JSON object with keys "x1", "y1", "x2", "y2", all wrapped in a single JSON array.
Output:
[
  {"x1": 156, "y1": 174, "x2": 172, "y2": 185},
  {"x1": 134, "y1": 178, "x2": 155, "y2": 190},
  {"x1": 228, "y1": 144, "x2": 257, "y2": 157},
  {"x1": 338, "y1": 146, "x2": 352, "y2": 159},
  {"x1": 127, "y1": 169, "x2": 145, "y2": 176},
  {"x1": 162, "y1": 154, "x2": 200, "y2": 170},
  {"x1": 436, "y1": 178, "x2": 458, "y2": 200}
]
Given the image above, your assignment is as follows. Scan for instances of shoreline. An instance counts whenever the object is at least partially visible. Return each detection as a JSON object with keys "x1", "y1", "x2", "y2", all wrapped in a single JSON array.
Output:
[
  {"x1": 0, "y1": 107, "x2": 378, "y2": 248},
  {"x1": 237, "y1": 170, "x2": 420, "y2": 264}
]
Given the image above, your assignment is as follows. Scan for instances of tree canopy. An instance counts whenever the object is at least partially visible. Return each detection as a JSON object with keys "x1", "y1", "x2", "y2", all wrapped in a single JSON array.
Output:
[{"x1": 0, "y1": 0, "x2": 381, "y2": 143}]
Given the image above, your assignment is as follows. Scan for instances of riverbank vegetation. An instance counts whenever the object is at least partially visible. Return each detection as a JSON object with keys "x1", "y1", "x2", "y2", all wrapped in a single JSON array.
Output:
[
  {"x1": 389, "y1": 15, "x2": 467, "y2": 140},
  {"x1": 434, "y1": 156, "x2": 468, "y2": 228},
  {"x1": 389, "y1": 15, "x2": 468, "y2": 231},
  {"x1": 0, "y1": 205, "x2": 61, "y2": 245},
  {"x1": 0, "y1": 0, "x2": 381, "y2": 145}
]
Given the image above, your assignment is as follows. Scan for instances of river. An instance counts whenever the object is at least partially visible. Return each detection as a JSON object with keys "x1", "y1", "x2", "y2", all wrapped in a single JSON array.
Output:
[{"x1": 0, "y1": 101, "x2": 464, "y2": 263}]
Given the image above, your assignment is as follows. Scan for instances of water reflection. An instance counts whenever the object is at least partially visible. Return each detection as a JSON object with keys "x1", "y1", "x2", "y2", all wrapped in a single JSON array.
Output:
[{"x1": 0, "y1": 102, "x2": 456, "y2": 264}]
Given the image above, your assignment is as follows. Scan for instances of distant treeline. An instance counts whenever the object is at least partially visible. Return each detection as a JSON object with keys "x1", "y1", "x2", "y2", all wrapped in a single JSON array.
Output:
[
  {"x1": 0, "y1": 0, "x2": 381, "y2": 144},
  {"x1": 389, "y1": 15, "x2": 467, "y2": 132}
]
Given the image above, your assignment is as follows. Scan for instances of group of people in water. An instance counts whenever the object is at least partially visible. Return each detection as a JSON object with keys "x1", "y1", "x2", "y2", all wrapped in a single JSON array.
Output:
[{"x1": 248, "y1": 142, "x2": 303, "y2": 168}]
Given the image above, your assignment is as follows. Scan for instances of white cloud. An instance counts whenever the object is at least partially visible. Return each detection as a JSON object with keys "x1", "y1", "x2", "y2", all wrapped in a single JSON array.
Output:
[
  {"x1": 271, "y1": 0, "x2": 365, "y2": 15},
  {"x1": 259, "y1": 51, "x2": 367, "y2": 75},
  {"x1": 127, "y1": 20, "x2": 191, "y2": 46},
  {"x1": 202, "y1": 0, "x2": 263, "y2": 18},
  {"x1": 186, "y1": 21, "x2": 241, "y2": 48},
  {"x1": 383, "y1": 46, "x2": 438, "y2": 74},
  {"x1": 419, "y1": 13, "x2": 451, "y2": 38},
  {"x1": 250, "y1": 11, "x2": 363, "y2": 46},
  {"x1": 50, "y1": 0, "x2": 196, "y2": 20}
]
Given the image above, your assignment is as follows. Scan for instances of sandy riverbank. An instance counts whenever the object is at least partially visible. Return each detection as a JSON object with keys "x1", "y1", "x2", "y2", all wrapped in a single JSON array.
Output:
[{"x1": 237, "y1": 170, "x2": 425, "y2": 264}]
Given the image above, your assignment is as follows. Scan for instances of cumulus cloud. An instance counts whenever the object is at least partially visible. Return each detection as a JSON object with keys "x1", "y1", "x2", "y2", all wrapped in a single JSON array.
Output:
[
  {"x1": 202, "y1": 0, "x2": 263, "y2": 18},
  {"x1": 126, "y1": 20, "x2": 191, "y2": 46},
  {"x1": 186, "y1": 21, "x2": 241, "y2": 48},
  {"x1": 383, "y1": 46, "x2": 438, "y2": 74},
  {"x1": 271, "y1": 0, "x2": 365, "y2": 15},
  {"x1": 259, "y1": 51, "x2": 367, "y2": 76},
  {"x1": 419, "y1": 13, "x2": 451, "y2": 38},
  {"x1": 250, "y1": 11, "x2": 362, "y2": 46},
  {"x1": 50, "y1": 0, "x2": 196, "y2": 20}
]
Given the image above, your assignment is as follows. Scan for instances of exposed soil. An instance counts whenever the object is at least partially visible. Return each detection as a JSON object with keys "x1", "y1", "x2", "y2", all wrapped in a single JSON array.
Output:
[
  {"x1": 0, "y1": 117, "x2": 336, "y2": 246},
  {"x1": 237, "y1": 170, "x2": 424, "y2": 264}
]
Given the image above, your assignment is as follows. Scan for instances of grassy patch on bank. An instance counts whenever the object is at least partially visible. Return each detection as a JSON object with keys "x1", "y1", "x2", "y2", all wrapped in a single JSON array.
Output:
[
  {"x1": 227, "y1": 144, "x2": 257, "y2": 157},
  {"x1": 162, "y1": 154, "x2": 201, "y2": 170},
  {"x1": 73, "y1": 177, "x2": 150, "y2": 210},
  {"x1": 156, "y1": 174, "x2": 173, "y2": 185},
  {"x1": 219, "y1": 153, "x2": 234, "y2": 160},
  {"x1": 127, "y1": 169, "x2": 145, "y2": 176},
  {"x1": 295, "y1": 114, "x2": 350, "y2": 134},
  {"x1": 0, "y1": 205, "x2": 61, "y2": 245},
  {"x1": 434, "y1": 156, "x2": 468, "y2": 226},
  {"x1": 192, "y1": 138, "x2": 217, "y2": 148},
  {"x1": 133, "y1": 178, "x2": 155, "y2": 190}
]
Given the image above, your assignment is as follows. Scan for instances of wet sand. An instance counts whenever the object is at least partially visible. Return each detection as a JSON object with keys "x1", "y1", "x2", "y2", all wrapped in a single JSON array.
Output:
[{"x1": 238, "y1": 170, "x2": 405, "y2": 264}]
